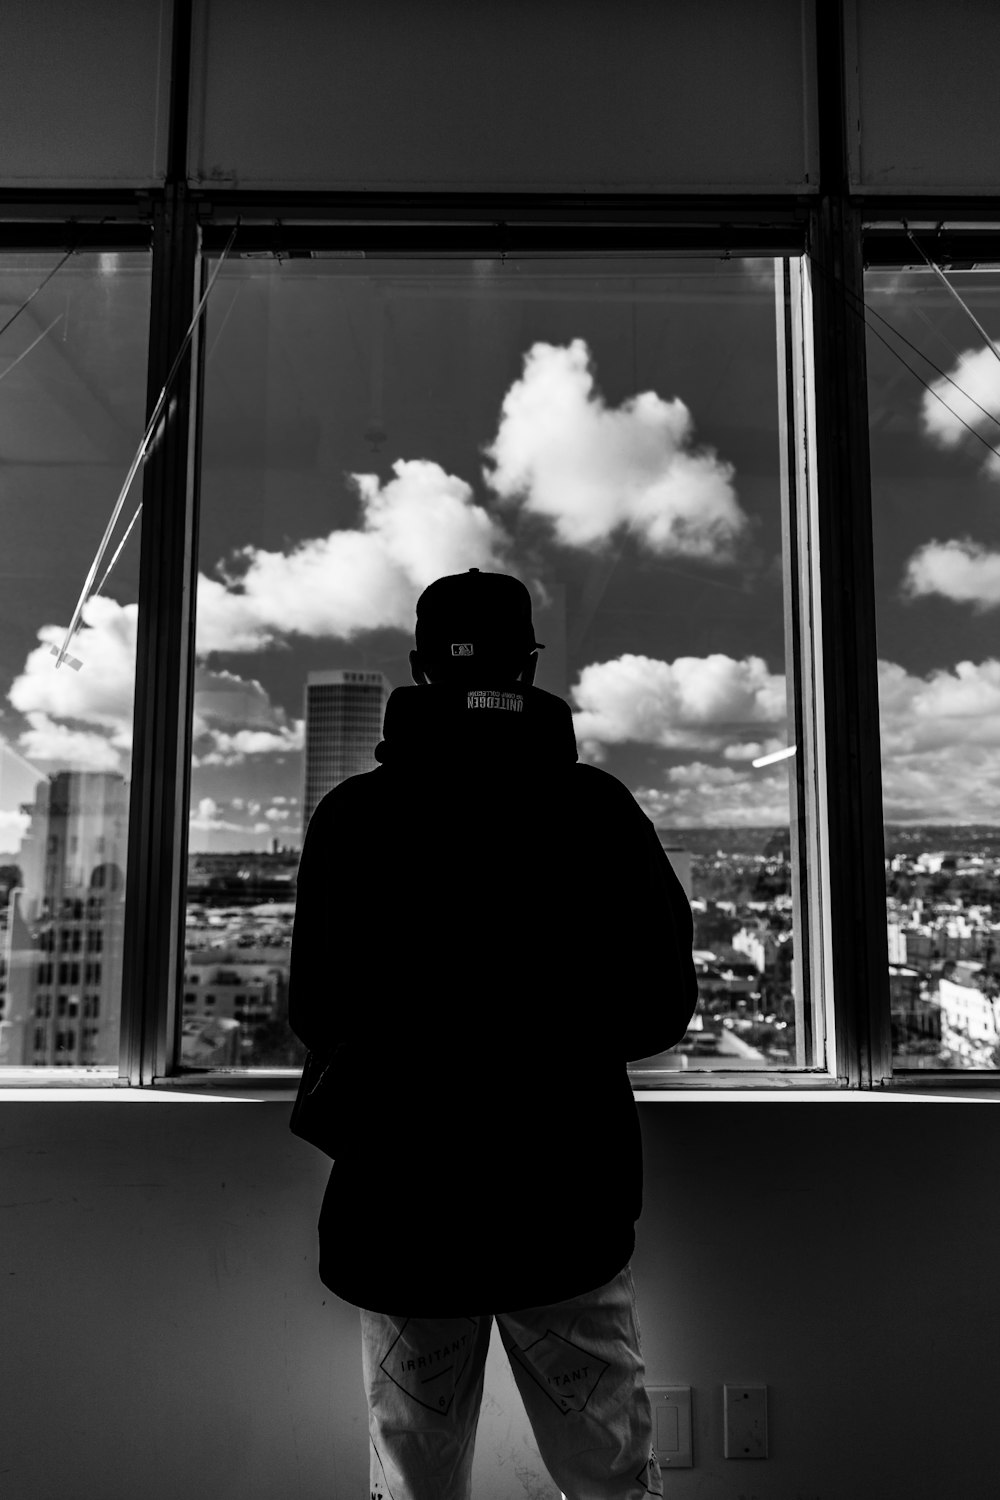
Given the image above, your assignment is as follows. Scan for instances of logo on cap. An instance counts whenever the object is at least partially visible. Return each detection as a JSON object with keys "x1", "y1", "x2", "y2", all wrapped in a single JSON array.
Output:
[{"x1": 451, "y1": 643, "x2": 474, "y2": 656}]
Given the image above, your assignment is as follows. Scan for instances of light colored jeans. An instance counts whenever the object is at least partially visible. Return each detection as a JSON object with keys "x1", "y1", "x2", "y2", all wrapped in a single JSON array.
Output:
[{"x1": 361, "y1": 1264, "x2": 663, "y2": 1500}]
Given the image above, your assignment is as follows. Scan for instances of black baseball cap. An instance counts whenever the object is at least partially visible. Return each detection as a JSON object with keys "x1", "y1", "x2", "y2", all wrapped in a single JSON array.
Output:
[{"x1": 414, "y1": 569, "x2": 545, "y2": 668}]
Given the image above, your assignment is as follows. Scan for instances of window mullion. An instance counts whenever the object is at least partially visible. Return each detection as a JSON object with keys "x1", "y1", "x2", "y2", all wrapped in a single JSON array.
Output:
[
  {"x1": 776, "y1": 257, "x2": 831, "y2": 1075},
  {"x1": 119, "y1": 190, "x2": 201, "y2": 1085},
  {"x1": 806, "y1": 195, "x2": 892, "y2": 1088}
]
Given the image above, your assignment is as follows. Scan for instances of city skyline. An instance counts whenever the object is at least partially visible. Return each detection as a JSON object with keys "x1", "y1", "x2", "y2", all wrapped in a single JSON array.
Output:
[{"x1": 3, "y1": 769, "x2": 999, "y2": 1072}]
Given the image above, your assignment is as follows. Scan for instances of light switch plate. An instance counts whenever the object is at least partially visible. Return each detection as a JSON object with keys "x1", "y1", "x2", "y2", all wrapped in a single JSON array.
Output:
[
  {"x1": 647, "y1": 1385, "x2": 693, "y2": 1467},
  {"x1": 724, "y1": 1384, "x2": 767, "y2": 1458}
]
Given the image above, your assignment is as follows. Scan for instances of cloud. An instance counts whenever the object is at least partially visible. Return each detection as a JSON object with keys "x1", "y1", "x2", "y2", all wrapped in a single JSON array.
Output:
[
  {"x1": 8, "y1": 597, "x2": 137, "y2": 753},
  {"x1": 198, "y1": 336, "x2": 750, "y2": 658},
  {"x1": 482, "y1": 340, "x2": 748, "y2": 557},
  {"x1": 0, "y1": 807, "x2": 31, "y2": 855},
  {"x1": 191, "y1": 667, "x2": 304, "y2": 766},
  {"x1": 903, "y1": 342, "x2": 1000, "y2": 612},
  {"x1": 194, "y1": 725, "x2": 304, "y2": 767},
  {"x1": 633, "y1": 656, "x2": 1000, "y2": 827},
  {"x1": 569, "y1": 652, "x2": 787, "y2": 753},
  {"x1": 6, "y1": 596, "x2": 136, "y2": 773},
  {"x1": 193, "y1": 668, "x2": 293, "y2": 734},
  {"x1": 616, "y1": 654, "x2": 1000, "y2": 828},
  {"x1": 878, "y1": 657, "x2": 1000, "y2": 753},
  {"x1": 875, "y1": 656, "x2": 1000, "y2": 821},
  {"x1": 634, "y1": 761, "x2": 792, "y2": 828},
  {"x1": 6, "y1": 345, "x2": 760, "y2": 791},
  {"x1": 196, "y1": 459, "x2": 511, "y2": 654},
  {"x1": 6, "y1": 601, "x2": 307, "y2": 772},
  {"x1": 879, "y1": 739, "x2": 1000, "y2": 825},
  {"x1": 722, "y1": 738, "x2": 792, "y2": 762},
  {"x1": 902, "y1": 537, "x2": 1000, "y2": 611},
  {"x1": 188, "y1": 795, "x2": 262, "y2": 834},
  {"x1": 920, "y1": 343, "x2": 1000, "y2": 461},
  {"x1": 16, "y1": 714, "x2": 124, "y2": 771}
]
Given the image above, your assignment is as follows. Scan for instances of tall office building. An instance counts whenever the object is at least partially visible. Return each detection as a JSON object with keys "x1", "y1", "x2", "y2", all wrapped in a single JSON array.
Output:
[
  {"x1": 0, "y1": 770, "x2": 127, "y2": 1067},
  {"x1": 301, "y1": 670, "x2": 390, "y2": 836}
]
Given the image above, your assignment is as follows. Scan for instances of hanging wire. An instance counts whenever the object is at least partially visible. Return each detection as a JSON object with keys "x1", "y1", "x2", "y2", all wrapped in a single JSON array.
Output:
[
  {"x1": 811, "y1": 254, "x2": 1000, "y2": 469},
  {"x1": 91, "y1": 268, "x2": 244, "y2": 601},
  {"x1": 91, "y1": 431, "x2": 165, "y2": 599},
  {"x1": 910, "y1": 300, "x2": 966, "y2": 369},
  {"x1": 203, "y1": 276, "x2": 245, "y2": 365},
  {"x1": 53, "y1": 223, "x2": 240, "y2": 670},
  {"x1": 860, "y1": 276, "x2": 1000, "y2": 438},
  {"x1": 0, "y1": 312, "x2": 65, "y2": 388},
  {"x1": 0, "y1": 246, "x2": 75, "y2": 343},
  {"x1": 0, "y1": 732, "x2": 46, "y2": 780},
  {"x1": 863, "y1": 310, "x2": 1000, "y2": 464},
  {"x1": 904, "y1": 227, "x2": 1000, "y2": 371}
]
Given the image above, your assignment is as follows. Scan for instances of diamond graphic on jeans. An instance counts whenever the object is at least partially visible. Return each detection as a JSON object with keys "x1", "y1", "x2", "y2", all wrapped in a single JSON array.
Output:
[
  {"x1": 379, "y1": 1318, "x2": 479, "y2": 1415},
  {"x1": 635, "y1": 1446, "x2": 664, "y2": 1496},
  {"x1": 510, "y1": 1329, "x2": 609, "y2": 1414}
]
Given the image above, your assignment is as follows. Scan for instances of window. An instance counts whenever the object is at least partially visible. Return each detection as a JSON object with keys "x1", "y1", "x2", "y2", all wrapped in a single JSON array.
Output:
[
  {"x1": 15, "y1": 212, "x2": 995, "y2": 1092},
  {"x1": 866, "y1": 258, "x2": 1000, "y2": 1074},
  {"x1": 181, "y1": 249, "x2": 826, "y2": 1077},
  {"x1": 0, "y1": 250, "x2": 150, "y2": 1070}
]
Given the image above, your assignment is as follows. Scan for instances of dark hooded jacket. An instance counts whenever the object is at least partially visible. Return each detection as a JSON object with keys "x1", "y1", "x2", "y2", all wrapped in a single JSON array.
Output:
[{"x1": 288, "y1": 679, "x2": 697, "y2": 1315}]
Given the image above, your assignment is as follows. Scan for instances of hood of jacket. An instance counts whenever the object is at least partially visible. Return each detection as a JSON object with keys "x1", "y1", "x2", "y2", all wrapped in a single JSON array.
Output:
[{"x1": 373, "y1": 682, "x2": 579, "y2": 772}]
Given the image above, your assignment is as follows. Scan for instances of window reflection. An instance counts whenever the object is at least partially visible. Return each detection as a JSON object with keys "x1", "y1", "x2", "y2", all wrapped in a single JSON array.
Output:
[
  {"x1": 867, "y1": 265, "x2": 1000, "y2": 1071},
  {"x1": 0, "y1": 252, "x2": 149, "y2": 1068},
  {"x1": 186, "y1": 255, "x2": 813, "y2": 1072}
]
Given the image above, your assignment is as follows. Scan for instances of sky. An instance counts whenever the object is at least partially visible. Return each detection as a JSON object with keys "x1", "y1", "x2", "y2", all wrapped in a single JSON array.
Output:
[{"x1": 3, "y1": 255, "x2": 1000, "y2": 857}]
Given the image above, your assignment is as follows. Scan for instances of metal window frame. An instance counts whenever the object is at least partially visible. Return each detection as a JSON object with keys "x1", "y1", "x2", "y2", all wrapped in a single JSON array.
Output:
[
  {"x1": 0, "y1": 222, "x2": 841, "y2": 1095},
  {"x1": 178, "y1": 222, "x2": 836, "y2": 1094},
  {"x1": 861, "y1": 219, "x2": 1000, "y2": 1090},
  {"x1": 779, "y1": 255, "x2": 835, "y2": 1081}
]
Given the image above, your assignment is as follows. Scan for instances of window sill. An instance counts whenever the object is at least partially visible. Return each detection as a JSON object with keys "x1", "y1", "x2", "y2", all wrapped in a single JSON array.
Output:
[
  {"x1": 634, "y1": 1087, "x2": 1000, "y2": 1101},
  {"x1": 1, "y1": 1071, "x2": 998, "y2": 1102},
  {"x1": 0, "y1": 1084, "x2": 292, "y2": 1102}
]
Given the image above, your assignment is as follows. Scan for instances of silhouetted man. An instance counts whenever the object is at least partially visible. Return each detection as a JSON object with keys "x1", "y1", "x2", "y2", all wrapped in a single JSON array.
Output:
[{"x1": 289, "y1": 568, "x2": 697, "y2": 1500}]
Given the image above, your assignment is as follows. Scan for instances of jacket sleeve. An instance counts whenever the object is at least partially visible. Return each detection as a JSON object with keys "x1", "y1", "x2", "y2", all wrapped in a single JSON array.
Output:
[
  {"x1": 610, "y1": 788, "x2": 699, "y2": 1061},
  {"x1": 287, "y1": 791, "x2": 357, "y2": 1057}
]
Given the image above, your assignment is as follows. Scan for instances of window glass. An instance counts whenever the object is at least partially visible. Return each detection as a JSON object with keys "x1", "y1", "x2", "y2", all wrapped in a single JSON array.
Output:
[
  {"x1": 867, "y1": 264, "x2": 1000, "y2": 1071},
  {"x1": 0, "y1": 251, "x2": 149, "y2": 1069},
  {"x1": 187, "y1": 254, "x2": 819, "y2": 1073}
]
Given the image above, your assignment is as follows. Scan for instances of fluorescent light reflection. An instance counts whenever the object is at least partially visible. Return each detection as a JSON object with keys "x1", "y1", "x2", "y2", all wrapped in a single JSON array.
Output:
[{"x1": 751, "y1": 745, "x2": 797, "y2": 769}]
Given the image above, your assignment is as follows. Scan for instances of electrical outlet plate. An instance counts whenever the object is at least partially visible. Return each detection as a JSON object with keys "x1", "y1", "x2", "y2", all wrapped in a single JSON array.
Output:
[
  {"x1": 646, "y1": 1386, "x2": 693, "y2": 1468},
  {"x1": 724, "y1": 1384, "x2": 767, "y2": 1458}
]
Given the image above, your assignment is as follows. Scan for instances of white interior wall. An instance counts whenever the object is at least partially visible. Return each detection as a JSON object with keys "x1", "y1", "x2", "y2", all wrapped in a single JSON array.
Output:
[
  {"x1": 1, "y1": 1095, "x2": 997, "y2": 1500},
  {"x1": 6, "y1": 3, "x2": 1000, "y2": 194},
  {"x1": 187, "y1": 0, "x2": 816, "y2": 192},
  {"x1": 7, "y1": 1, "x2": 1000, "y2": 193},
  {"x1": 847, "y1": 0, "x2": 1000, "y2": 192},
  {"x1": 0, "y1": 0, "x2": 170, "y2": 187}
]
